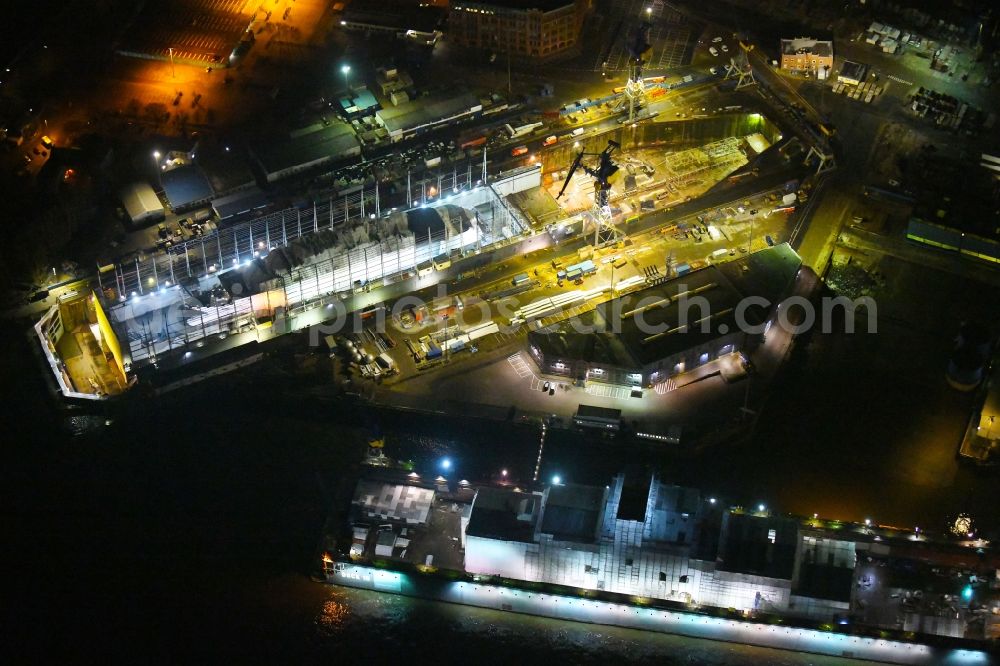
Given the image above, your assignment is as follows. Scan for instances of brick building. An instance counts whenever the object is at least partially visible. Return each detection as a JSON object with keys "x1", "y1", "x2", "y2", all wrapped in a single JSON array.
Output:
[
  {"x1": 779, "y1": 37, "x2": 834, "y2": 78},
  {"x1": 448, "y1": 0, "x2": 591, "y2": 59}
]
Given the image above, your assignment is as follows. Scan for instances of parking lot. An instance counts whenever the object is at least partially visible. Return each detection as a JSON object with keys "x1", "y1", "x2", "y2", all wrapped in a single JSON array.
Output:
[
  {"x1": 116, "y1": 0, "x2": 255, "y2": 64},
  {"x1": 594, "y1": 0, "x2": 698, "y2": 73}
]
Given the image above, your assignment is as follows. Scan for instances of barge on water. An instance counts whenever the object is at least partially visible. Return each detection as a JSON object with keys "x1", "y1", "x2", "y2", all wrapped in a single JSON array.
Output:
[{"x1": 325, "y1": 562, "x2": 983, "y2": 665}]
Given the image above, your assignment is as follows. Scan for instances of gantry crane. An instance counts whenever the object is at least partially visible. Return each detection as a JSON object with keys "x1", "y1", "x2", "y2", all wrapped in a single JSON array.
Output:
[
  {"x1": 724, "y1": 40, "x2": 757, "y2": 89},
  {"x1": 556, "y1": 140, "x2": 624, "y2": 247},
  {"x1": 622, "y1": 20, "x2": 653, "y2": 123}
]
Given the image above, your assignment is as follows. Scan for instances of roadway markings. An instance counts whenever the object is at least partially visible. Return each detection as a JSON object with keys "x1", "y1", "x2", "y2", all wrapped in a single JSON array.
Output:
[
  {"x1": 507, "y1": 353, "x2": 533, "y2": 378},
  {"x1": 586, "y1": 384, "x2": 634, "y2": 399},
  {"x1": 654, "y1": 378, "x2": 678, "y2": 394}
]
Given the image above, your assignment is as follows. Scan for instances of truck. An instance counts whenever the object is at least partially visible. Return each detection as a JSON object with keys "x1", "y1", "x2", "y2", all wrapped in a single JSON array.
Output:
[
  {"x1": 781, "y1": 193, "x2": 798, "y2": 206},
  {"x1": 505, "y1": 122, "x2": 543, "y2": 139},
  {"x1": 565, "y1": 259, "x2": 596, "y2": 280},
  {"x1": 727, "y1": 168, "x2": 759, "y2": 183},
  {"x1": 425, "y1": 341, "x2": 442, "y2": 360},
  {"x1": 460, "y1": 135, "x2": 487, "y2": 150}
]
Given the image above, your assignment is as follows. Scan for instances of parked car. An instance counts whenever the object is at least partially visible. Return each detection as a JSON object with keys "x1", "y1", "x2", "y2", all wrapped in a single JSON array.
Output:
[{"x1": 709, "y1": 47, "x2": 719, "y2": 57}]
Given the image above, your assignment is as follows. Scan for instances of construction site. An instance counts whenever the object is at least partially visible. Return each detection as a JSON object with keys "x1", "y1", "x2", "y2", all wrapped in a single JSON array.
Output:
[{"x1": 538, "y1": 113, "x2": 778, "y2": 246}]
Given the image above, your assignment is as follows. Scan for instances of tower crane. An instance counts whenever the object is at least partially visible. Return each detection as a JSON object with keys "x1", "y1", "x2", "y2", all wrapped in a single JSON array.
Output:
[{"x1": 556, "y1": 140, "x2": 625, "y2": 247}]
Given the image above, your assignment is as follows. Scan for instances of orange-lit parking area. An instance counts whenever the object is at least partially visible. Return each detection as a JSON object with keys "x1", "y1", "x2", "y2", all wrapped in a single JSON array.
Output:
[
  {"x1": 65, "y1": 0, "x2": 334, "y2": 138},
  {"x1": 115, "y1": 0, "x2": 255, "y2": 65}
]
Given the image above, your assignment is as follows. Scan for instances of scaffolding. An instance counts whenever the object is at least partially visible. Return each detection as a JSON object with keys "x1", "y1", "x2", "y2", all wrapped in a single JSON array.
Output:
[
  {"x1": 662, "y1": 137, "x2": 748, "y2": 185},
  {"x1": 108, "y1": 168, "x2": 536, "y2": 366}
]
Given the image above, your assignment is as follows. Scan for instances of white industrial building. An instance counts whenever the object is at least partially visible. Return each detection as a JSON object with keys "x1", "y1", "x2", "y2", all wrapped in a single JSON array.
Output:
[
  {"x1": 375, "y1": 92, "x2": 483, "y2": 142},
  {"x1": 464, "y1": 473, "x2": 854, "y2": 620},
  {"x1": 120, "y1": 182, "x2": 165, "y2": 226},
  {"x1": 102, "y1": 167, "x2": 541, "y2": 368}
]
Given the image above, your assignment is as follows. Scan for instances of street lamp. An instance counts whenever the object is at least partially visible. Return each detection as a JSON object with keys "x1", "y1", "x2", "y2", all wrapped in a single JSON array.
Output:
[
  {"x1": 152, "y1": 150, "x2": 161, "y2": 168},
  {"x1": 168, "y1": 47, "x2": 176, "y2": 79},
  {"x1": 341, "y1": 64, "x2": 351, "y2": 92}
]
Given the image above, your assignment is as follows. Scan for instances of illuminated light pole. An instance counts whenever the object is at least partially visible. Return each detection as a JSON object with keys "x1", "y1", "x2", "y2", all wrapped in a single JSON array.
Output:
[
  {"x1": 168, "y1": 47, "x2": 176, "y2": 79},
  {"x1": 152, "y1": 150, "x2": 161, "y2": 170},
  {"x1": 341, "y1": 64, "x2": 351, "y2": 93}
]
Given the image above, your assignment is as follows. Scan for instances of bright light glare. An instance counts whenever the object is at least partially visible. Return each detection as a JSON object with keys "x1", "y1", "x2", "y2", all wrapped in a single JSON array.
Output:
[{"x1": 440, "y1": 457, "x2": 451, "y2": 470}]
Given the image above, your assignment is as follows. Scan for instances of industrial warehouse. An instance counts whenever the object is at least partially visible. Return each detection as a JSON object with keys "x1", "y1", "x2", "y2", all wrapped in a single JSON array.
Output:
[
  {"x1": 338, "y1": 468, "x2": 1000, "y2": 645},
  {"x1": 527, "y1": 244, "x2": 803, "y2": 387},
  {"x1": 98, "y1": 169, "x2": 535, "y2": 370},
  {"x1": 462, "y1": 472, "x2": 852, "y2": 621}
]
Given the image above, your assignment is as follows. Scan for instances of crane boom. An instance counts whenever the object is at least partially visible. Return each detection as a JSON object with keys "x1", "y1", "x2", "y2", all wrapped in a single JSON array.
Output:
[{"x1": 556, "y1": 150, "x2": 586, "y2": 199}]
